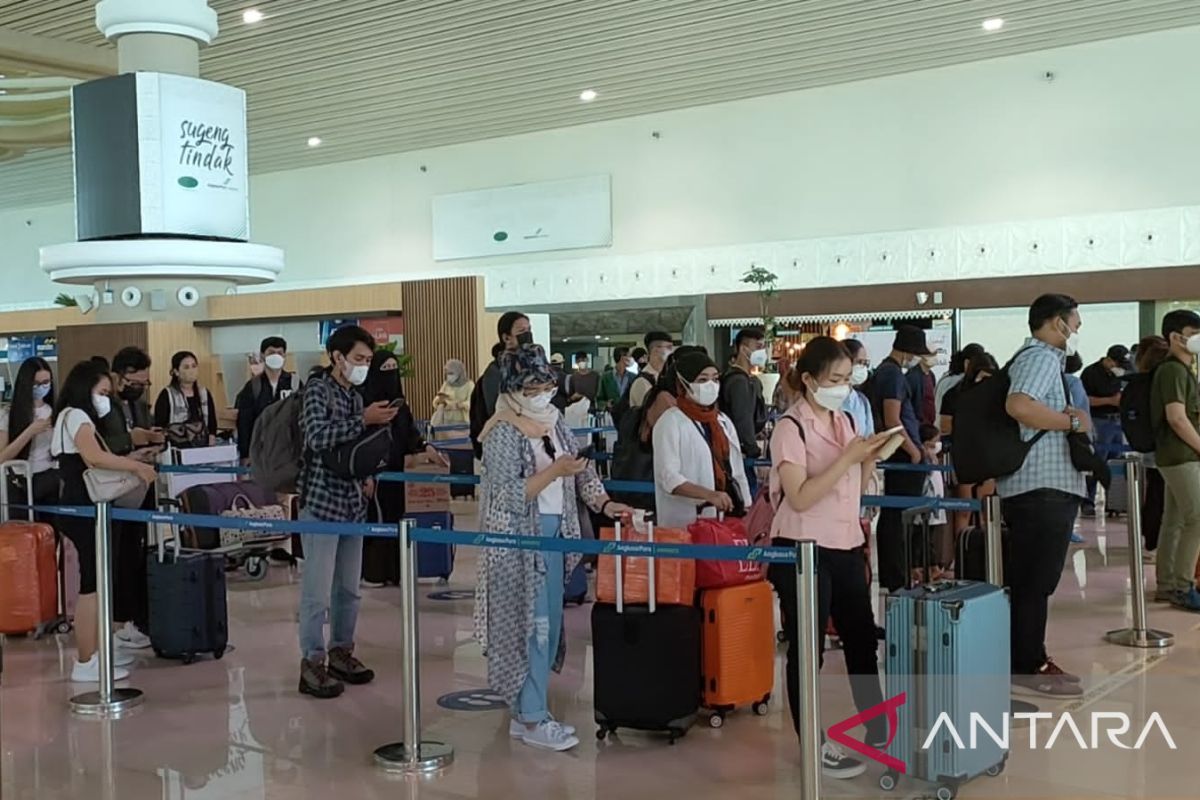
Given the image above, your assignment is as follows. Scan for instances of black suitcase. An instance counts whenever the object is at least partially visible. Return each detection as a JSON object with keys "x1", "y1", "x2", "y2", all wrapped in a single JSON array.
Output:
[
  {"x1": 591, "y1": 517, "x2": 700, "y2": 744},
  {"x1": 956, "y1": 517, "x2": 1010, "y2": 584},
  {"x1": 147, "y1": 538, "x2": 228, "y2": 664}
]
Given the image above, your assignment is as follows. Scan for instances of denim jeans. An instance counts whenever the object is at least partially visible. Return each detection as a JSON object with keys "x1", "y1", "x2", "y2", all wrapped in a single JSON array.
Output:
[
  {"x1": 1087, "y1": 417, "x2": 1125, "y2": 503},
  {"x1": 513, "y1": 514, "x2": 564, "y2": 724},
  {"x1": 298, "y1": 511, "x2": 364, "y2": 662},
  {"x1": 1155, "y1": 461, "x2": 1200, "y2": 594}
]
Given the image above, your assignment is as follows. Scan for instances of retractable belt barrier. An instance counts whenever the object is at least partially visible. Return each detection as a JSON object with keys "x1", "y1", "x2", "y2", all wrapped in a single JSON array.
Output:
[{"x1": 745, "y1": 457, "x2": 950, "y2": 473}]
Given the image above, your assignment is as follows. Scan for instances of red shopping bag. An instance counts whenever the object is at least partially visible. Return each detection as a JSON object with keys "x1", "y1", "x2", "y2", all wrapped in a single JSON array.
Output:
[{"x1": 688, "y1": 516, "x2": 766, "y2": 589}]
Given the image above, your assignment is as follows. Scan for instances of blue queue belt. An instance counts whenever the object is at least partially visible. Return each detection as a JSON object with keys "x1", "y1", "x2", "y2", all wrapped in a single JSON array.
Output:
[{"x1": 745, "y1": 458, "x2": 950, "y2": 473}]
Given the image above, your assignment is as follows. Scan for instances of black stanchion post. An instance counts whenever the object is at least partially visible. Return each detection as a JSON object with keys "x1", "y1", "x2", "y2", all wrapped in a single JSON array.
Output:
[
  {"x1": 795, "y1": 540, "x2": 821, "y2": 800},
  {"x1": 1105, "y1": 454, "x2": 1173, "y2": 649},
  {"x1": 374, "y1": 518, "x2": 454, "y2": 773},
  {"x1": 70, "y1": 501, "x2": 144, "y2": 717}
]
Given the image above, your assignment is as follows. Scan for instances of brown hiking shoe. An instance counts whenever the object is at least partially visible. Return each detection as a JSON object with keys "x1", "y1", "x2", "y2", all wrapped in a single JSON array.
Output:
[
  {"x1": 299, "y1": 658, "x2": 344, "y2": 699},
  {"x1": 328, "y1": 647, "x2": 375, "y2": 685}
]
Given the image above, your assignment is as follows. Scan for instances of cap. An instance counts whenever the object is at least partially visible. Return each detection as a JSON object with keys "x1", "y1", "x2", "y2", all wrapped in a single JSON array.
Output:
[
  {"x1": 893, "y1": 325, "x2": 932, "y2": 356},
  {"x1": 1107, "y1": 344, "x2": 1132, "y2": 369},
  {"x1": 550, "y1": 352, "x2": 565, "y2": 366}
]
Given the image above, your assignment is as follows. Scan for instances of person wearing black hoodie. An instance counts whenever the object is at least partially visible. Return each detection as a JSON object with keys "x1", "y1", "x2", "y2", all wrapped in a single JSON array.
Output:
[{"x1": 469, "y1": 311, "x2": 530, "y2": 458}]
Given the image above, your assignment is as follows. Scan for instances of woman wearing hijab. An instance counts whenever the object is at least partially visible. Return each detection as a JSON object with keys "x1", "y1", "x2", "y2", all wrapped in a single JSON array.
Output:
[
  {"x1": 651, "y1": 350, "x2": 752, "y2": 529},
  {"x1": 431, "y1": 359, "x2": 474, "y2": 429},
  {"x1": 475, "y1": 344, "x2": 629, "y2": 753},
  {"x1": 358, "y1": 350, "x2": 447, "y2": 585}
]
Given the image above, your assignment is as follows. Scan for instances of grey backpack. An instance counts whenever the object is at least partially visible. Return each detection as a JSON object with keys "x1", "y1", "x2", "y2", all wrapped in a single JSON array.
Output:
[{"x1": 249, "y1": 388, "x2": 304, "y2": 492}]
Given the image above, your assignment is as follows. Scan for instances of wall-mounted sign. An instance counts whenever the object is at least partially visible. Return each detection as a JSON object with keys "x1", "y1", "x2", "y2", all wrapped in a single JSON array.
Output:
[
  {"x1": 318, "y1": 319, "x2": 359, "y2": 347},
  {"x1": 7, "y1": 336, "x2": 35, "y2": 365},
  {"x1": 360, "y1": 316, "x2": 405, "y2": 349},
  {"x1": 35, "y1": 336, "x2": 58, "y2": 359}
]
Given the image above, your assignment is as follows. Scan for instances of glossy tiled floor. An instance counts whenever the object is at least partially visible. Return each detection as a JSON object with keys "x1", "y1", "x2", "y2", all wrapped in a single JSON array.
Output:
[{"x1": 2, "y1": 508, "x2": 1199, "y2": 800}]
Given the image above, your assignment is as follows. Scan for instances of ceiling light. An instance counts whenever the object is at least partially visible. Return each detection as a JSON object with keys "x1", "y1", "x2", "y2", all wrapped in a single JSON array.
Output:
[
  {"x1": 982, "y1": 17, "x2": 1004, "y2": 32},
  {"x1": 307, "y1": 136, "x2": 322, "y2": 147},
  {"x1": 579, "y1": 89, "x2": 598, "y2": 102},
  {"x1": 242, "y1": 8, "x2": 264, "y2": 24}
]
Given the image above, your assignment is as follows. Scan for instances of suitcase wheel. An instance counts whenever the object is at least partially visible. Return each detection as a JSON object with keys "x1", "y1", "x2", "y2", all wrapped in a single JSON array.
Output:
[
  {"x1": 752, "y1": 700, "x2": 769, "y2": 717},
  {"x1": 182, "y1": 653, "x2": 196, "y2": 665},
  {"x1": 214, "y1": 647, "x2": 226, "y2": 660},
  {"x1": 245, "y1": 557, "x2": 268, "y2": 581},
  {"x1": 708, "y1": 711, "x2": 725, "y2": 729},
  {"x1": 986, "y1": 759, "x2": 1006, "y2": 777},
  {"x1": 776, "y1": 630, "x2": 788, "y2": 644},
  {"x1": 57, "y1": 620, "x2": 73, "y2": 635},
  {"x1": 879, "y1": 771, "x2": 898, "y2": 792},
  {"x1": 935, "y1": 784, "x2": 957, "y2": 800}
]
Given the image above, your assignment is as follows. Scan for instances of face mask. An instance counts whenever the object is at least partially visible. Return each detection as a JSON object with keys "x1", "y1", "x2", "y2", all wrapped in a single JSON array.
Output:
[
  {"x1": 92, "y1": 394, "x2": 111, "y2": 418},
  {"x1": 1187, "y1": 333, "x2": 1200, "y2": 355},
  {"x1": 515, "y1": 331, "x2": 534, "y2": 347},
  {"x1": 749, "y1": 348, "x2": 769, "y2": 368},
  {"x1": 927, "y1": 441, "x2": 943, "y2": 456},
  {"x1": 264, "y1": 353, "x2": 286, "y2": 371},
  {"x1": 812, "y1": 383, "x2": 851, "y2": 412},
  {"x1": 178, "y1": 368, "x2": 199, "y2": 383},
  {"x1": 626, "y1": 360, "x2": 639, "y2": 376},
  {"x1": 517, "y1": 391, "x2": 554, "y2": 413},
  {"x1": 922, "y1": 355, "x2": 938, "y2": 369},
  {"x1": 119, "y1": 385, "x2": 144, "y2": 402},
  {"x1": 688, "y1": 380, "x2": 720, "y2": 407},
  {"x1": 1059, "y1": 322, "x2": 1079, "y2": 356},
  {"x1": 1111, "y1": 367, "x2": 1126, "y2": 378},
  {"x1": 851, "y1": 365, "x2": 870, "y2": 387},
  {"x1": 342, "y1": 360, "x2": 369, "y2": 386},
  {"x1": 32, "y1": 383, "x2": 51, "y2": 400},
  {"x1": 904, "y1": 356, "x2": 920, "y2": 370}
]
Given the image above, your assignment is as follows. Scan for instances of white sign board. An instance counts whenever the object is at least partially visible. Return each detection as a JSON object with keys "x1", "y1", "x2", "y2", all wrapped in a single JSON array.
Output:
[
  {"x1": 849, "y1": 326, "x2": 954, "y2": 382},
  {"x1": 432, "y1": 175, "x2": 612, "y2": 260},
  {"x1": 137, "y1": 73, "x2": 250, "y2": 240}
]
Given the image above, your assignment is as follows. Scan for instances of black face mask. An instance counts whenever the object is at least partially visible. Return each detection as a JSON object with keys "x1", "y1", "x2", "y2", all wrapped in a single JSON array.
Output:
[
  {"x1": 119, "y1": 385, "x2": 144, "y2": 402},
  {"x1": 516, "y1": 331, "x2": 534, "y2": 347}
]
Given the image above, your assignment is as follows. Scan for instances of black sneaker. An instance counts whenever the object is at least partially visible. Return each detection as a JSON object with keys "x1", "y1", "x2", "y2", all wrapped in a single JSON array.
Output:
[
  {"x1": 821, "y1": 742, "x2": 867, "y2": 779},
  {"x1": 328, "y1": 647, "x2": 375, "y2": 685},
  {"x1": 299, "y1": 658, "x2": 344, "y2": 699}
]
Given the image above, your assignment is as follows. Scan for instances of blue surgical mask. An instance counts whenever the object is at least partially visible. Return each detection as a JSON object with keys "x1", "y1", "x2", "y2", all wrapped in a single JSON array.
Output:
[{"x1": 32, "y1": 383, "x2": 52, "y2": 400}]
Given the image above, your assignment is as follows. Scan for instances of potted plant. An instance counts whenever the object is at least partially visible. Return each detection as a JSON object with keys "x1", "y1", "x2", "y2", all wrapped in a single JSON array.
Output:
[{"x1": 741, "y1": 264, "x2": 781, "y2": 402}]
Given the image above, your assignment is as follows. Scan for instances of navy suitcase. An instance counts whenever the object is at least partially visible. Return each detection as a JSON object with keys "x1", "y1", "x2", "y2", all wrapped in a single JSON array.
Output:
[
  {"x1": 564, "y1": 562, "x2": 588, "y2": 605},
  {"x1": 147, "y1": 538, "x2": 228, "y2": 664},
  {"x1": 591, "y1": 517, "x2": 700, "y2": 744},
  {"x1": 406, "y1": 511, "x2": 454, "y2": 580},
  {"x1": 880, "y1": 507, "x2": 1010, "y2": 798}
]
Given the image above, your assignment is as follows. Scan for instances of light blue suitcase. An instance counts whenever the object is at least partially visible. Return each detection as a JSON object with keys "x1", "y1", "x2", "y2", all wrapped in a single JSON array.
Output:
[{"x1": 880, "y1": 509, "x2": 1010, "y2": 800}]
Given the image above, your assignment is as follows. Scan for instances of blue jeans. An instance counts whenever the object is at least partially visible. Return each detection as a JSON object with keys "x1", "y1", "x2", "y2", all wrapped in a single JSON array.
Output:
[
  {"x1": 514, "y1": 514, "x2": 564, "y2": 724},
  {"x1": 1088, "y1": 417, "x2": 1125, "y2": 503},
  {"x1": 298, "y1": 511, "x2": 364, "y2": 662}
]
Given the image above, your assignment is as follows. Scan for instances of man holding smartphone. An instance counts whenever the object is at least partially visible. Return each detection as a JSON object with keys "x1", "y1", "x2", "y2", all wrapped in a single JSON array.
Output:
[{"x1": 868, "y1": 325, "x2": 933, "y2": 592}]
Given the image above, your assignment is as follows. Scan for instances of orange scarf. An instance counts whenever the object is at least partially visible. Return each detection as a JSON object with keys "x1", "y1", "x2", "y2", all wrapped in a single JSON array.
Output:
[{"x1": 677, "y1": 394, "x2": 730, "y2": 491}]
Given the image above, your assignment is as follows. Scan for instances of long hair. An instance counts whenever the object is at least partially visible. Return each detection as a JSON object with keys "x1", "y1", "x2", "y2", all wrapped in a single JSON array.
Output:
[
  {"x1": 54, "y1": 360, "x2": 110, "y2": 427},
  {"x1": 169, "y1": 350, "x2": 198, "y2": 388},
  {"x1": 785, "y1": 336, "x2": 851, "y2": 395},
  {"x1": 8, "y1": 357, "x2": 53, "y2": 460}
]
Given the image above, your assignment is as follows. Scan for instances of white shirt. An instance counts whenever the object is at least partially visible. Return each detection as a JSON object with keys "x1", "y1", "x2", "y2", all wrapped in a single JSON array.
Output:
[
  {"x1": 51, "y1": 408, "x2": 94, "y2": 457},
  {"x1": 0, "y1": 404, "x2": 55, "y2": 473},
  {"x1": 651, "y1": 407, "x2": 752, "y2": 529},
  {"x1": 529, "y1": 431, "x2": 565, "y2": 515}
]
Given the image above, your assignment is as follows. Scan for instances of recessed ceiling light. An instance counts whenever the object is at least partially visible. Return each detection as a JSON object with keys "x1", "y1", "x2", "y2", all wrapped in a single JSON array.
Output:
[
  {"x1": 982, "y1": 17, "x2": 1004, "y2": 32},
  {"x1": 579, "y1": 89, "x2": 598, "y2": 102},
  {"x1": 243, "y1": 8, "x2": 264, "y2": 24},
  {"x1": 307, "y1": 136, "x2": 322, "y2": 147}
]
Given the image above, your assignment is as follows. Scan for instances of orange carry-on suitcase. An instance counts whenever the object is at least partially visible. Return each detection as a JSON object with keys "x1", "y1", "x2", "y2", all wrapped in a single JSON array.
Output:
[
  {"x1": 699, "y1": 579, "x2": 774, "y2": 727},
  {"x1": 0, "y1": 461, "x2": 60, "y2": 636}
]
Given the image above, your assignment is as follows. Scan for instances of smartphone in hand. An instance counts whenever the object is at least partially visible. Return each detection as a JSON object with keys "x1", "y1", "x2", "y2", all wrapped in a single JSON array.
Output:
[{"x1": 576, "y1": 445, "x2": 597, "y2": 460}]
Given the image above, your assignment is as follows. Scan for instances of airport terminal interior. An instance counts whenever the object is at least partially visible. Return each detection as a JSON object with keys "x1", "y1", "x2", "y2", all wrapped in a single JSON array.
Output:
[{"x1": 4, "y1": 1, "x2": 1200, "y2": 798}]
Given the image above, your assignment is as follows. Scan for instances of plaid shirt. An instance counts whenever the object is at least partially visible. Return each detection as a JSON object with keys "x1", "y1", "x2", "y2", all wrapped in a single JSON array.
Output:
[
  {"x1": 996, "y1": 337, "x2": 1087, "y2": 500},
  {"x1": 299, "y1": 372, "x2": 367, "y2": 522}
]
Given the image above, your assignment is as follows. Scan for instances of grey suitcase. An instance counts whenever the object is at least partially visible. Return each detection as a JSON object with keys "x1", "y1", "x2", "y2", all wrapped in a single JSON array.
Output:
[{"x1": 880, "y1": 507, "x2": 1010, "y2": 799}]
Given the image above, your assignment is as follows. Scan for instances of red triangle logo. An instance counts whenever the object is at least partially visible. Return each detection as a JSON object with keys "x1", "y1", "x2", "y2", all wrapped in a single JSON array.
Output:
[{"x1": 827, "y1": 692, "x2": 908, "y2": 773}]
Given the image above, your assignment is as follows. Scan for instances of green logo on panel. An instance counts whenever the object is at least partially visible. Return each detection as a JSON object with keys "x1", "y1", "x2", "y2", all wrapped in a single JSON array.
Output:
[
  {"x1": 493, "y1": 231, "x2": 508, "y2": 242},
  {"x1": 178, "y1": 176, "x2": 199, "y2": 188}
]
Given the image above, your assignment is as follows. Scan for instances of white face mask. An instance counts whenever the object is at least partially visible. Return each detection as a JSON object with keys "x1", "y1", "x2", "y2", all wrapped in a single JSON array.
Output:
[
  {"x1": 626, "y1": 359, "x2": 639, "y2": 375},
  {"x1": 264, "y1": 353, "x2": 286, "y2": 371},
  {"x1": 688, "y1": 380, "x2": 720, "y2": 407},
  {"x1": 749, "y1": 348, "x2": 769, "y2": 368},
  {"x1": 342, "y1": 361, "x2": 369, "y2": 386},
  {"x1": 812, "y1": 383, "x2": 851, "y2": 412},
  {"x1": 1059, "y1": 321, "x2": 1079, "y2": 357},
  {"x1": 851, "y1": 364, "x2": 870, "y2": 386},
  {"x1": 927, "y1": 441, "x2": 943, "y2": 456},
  {"x1": 1111, "y1": 366, "x2": 1126, "y2": 378},
  {"x1": 1187, "y1": 333, "x2": 1200, "y2": 355},
  {"x1": 92, "y1": 394, "x2": 111, "y2": 417},
  {"x1": 517, "y1": 391, "x2": 554, "y2": 413},
  {"x1": 904, "y1": 356, "x2": 920, "y2": 370}
]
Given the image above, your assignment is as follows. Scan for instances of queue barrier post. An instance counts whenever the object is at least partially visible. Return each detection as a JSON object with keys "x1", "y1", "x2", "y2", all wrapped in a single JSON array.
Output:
[
  {"x1": 794, "y1": 539, "x2": 821, "y2": 800},
  {"x1": 1105, "y1": 455, "x2": 1174, "y2": 649},
  {"x1": 69, "y1": 501, "x2": 144, "y2": 718},
  {"x1": 983, "y1": 495, "x2": 1004, "y2": 587},
  {"x1": 374, "y1": 518, "x2": 454, "y2": 773}
]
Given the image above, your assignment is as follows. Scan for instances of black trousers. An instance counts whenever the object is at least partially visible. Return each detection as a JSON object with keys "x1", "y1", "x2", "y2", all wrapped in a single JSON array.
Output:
[
  {"x1": 769, "y1": 541, "x2": 885, "y2": 743},
  {"x1": 1143, "y1": 466, "x2": 1165, "y2": 552},
  {"x1": 1000, "y1": 489, "x2": 1080, "y2": 674},
  {"x1": 112, "y1": 488, "x2": 153, "y2": 629},
  {"x1": 877, "y1": 467, "x2": 927, "y2": 591}
]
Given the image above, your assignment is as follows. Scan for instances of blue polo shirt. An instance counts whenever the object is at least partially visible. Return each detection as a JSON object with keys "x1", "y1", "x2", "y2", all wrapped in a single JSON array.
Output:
[{"x1": 871, "y1": 356, "x2": 921, "y2": 458}]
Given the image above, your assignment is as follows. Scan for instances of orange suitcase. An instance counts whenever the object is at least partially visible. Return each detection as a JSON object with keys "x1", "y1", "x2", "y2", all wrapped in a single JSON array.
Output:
[
  {"x1": 700, "y1": 580, "x2": 774, "y2": 727},
  {"x1": 0, "y1": 521, "x2": 59, "y2": 635},
  {"x1": 597, "y1": 520, "x2": 696, "y2": 607}
]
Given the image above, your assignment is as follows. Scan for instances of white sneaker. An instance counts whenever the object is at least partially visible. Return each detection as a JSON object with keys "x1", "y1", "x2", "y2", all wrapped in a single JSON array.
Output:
[
  {"x1": 521, "y1": 720, "x2": 579, "y2": 752},
  {"x1": 70, "y1": 654, "x2": 130, "y2": 683},
  {"x1": 112, "y1": 646, "x2": 136, "y2": 667},
  {"x1": 821, "y1": 741, "x2": 867, "y2": 779},
  {"x1": 115, "y1": 622, "x2": 152, "y2": 650},
  {"x1": 510, "y1": 717, "x2": 576, "y2": 738}
]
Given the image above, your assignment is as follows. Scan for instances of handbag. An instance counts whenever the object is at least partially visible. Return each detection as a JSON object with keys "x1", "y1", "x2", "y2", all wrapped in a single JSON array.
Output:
[
  {"x1": 63, "y1": 420, "x2": 148, "y2": 509},
  {"x1": 688, "y1": 514, "x2": 766, "y2": 589},
  {"x1": 220, "y1": 493, "x2": 288, "y2": 547},
  {"x1": 166, "y1": 420, "x2": 209, "y2": 449},
  {"x1": 321, "y1": 425, "x2": 394, "y2": 480}
]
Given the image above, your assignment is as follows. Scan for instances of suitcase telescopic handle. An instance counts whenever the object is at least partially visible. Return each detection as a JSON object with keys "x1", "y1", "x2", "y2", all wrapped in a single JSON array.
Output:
[
  {"x1": 900, "y1": 504, "x2": 936, "y2": 586},
  {"x1": 614, "y1": 517, "x2": 624, "y2": 614},
  {"x1": 0, "y1": 460, "x2": 34, "y2": 524}
]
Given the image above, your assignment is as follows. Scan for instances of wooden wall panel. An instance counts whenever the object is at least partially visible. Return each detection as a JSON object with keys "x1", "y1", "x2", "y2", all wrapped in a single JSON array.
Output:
[
  {"x1": 146, "y1": 321, "x2": 216, "y2": 409},
  {"x1": 54, "y1": 322, "x2": 149, "y2": 381},
  {"x1": 206, "y1": 283, "x2": 403, "y2": 322},
  {"x1": 0, "y1": 307, "x2": 87, "y2": 335},
  {"x1": 400, "y1": 277, "x2": 484, "y2": 421}
]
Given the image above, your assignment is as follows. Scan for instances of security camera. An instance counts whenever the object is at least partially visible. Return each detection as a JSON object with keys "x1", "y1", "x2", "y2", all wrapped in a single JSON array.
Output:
[
  {"x1": 916, "y1": 291, "x2": 929, "y2": 305},
  {"x1": 76, "y1": 294, "x2": 94, "y2": 314}
]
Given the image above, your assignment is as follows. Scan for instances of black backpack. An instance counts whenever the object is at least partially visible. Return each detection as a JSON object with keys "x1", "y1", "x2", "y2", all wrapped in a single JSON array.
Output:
[
  {"x1": 610, "y1": 372, "x2": 653, "y2": 428},
  {"x1": 951, "y1": 347, "x2": 1049, "y2": 484},
  {"x1": 1120, "y1": 369, "x2": 1157, "y2": 453}
]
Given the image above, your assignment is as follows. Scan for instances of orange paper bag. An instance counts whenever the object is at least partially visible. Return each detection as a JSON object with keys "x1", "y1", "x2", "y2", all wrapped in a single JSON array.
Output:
[{"x1": 596, "y1": 523, "x2": 695, "y2": 607}]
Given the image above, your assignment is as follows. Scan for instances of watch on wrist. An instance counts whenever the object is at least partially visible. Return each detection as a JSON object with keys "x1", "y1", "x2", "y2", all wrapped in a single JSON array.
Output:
[{"x1": 1068, "y1": 413, "x2": 1081, "y2": 433}]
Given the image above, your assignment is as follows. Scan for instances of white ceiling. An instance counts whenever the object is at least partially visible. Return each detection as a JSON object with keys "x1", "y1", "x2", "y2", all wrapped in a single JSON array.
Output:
[{"x1": 3, "y1": 0, "x2": 1200, "y2": 210}]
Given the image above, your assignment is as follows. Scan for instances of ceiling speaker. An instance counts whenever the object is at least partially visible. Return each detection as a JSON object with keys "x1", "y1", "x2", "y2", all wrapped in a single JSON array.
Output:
[
  {"x1": 120, "y1": 286, "x2": 142, "y2": 307},
  {"x1": 177, "y1": 285, "x2": 200, "y2": 307}
]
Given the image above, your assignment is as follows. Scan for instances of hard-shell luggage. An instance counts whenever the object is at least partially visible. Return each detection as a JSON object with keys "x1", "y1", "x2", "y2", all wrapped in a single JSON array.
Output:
[
  {"x1": 409, "y1": 511, "x2": 454, "y2": 581},
  {"x1": 592, "y1": 517, "x2": 701, "y2": 744},
  {"x1": 179, "y1": 481, "x2": 281, "y2": 549},
  {"x1": 0, "y1": 461, "x2": 64, "y2": 637},
  {"x1": 879, "y1": 507, "x2": 1009, "y2": 798},
  {"x1": 699, "y1": 580, "x2": 773, "y2": 727},
  {"x1": 147, "y1": 535, "x2": 228, "y2": 664}
]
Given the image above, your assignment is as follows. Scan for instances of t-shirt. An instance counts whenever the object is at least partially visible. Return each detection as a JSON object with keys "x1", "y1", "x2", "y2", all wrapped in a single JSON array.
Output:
[
  {"x1": 629, "y1": 368, "x2": 659, "y2": 408},
  {"x1": 529, "y1": 432, "x2": 564, "y2": 514},
  {"x1": 871, "y1": 357, "x2": 920, "y2": 458},
  {"x1": 0, "y1": 404, "x2": 55, "y2": 474},
  {"x1": 1080, "y1": 360, "x2": 1122, "y2": 418},
  {"x1": 1150, "y1": 357, "x2": 1200, "y2": 467},
  {"x1": 51, "y1": 408, "x2": 95, "y2": 457}
]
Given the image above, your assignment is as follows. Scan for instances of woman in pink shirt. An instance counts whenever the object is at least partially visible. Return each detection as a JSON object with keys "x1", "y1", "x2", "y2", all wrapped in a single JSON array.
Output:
[{"x1": 768, "y1": 336, "x2": 893, "y2": 780}]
